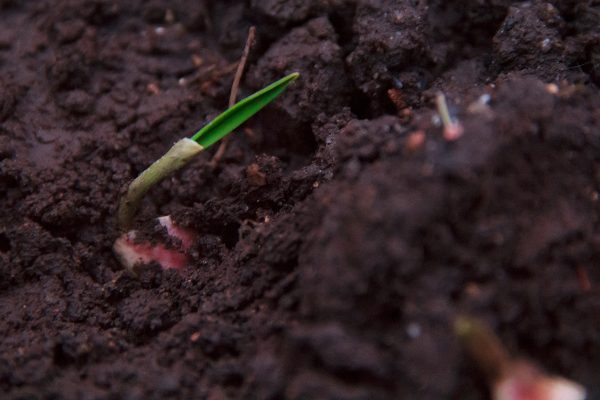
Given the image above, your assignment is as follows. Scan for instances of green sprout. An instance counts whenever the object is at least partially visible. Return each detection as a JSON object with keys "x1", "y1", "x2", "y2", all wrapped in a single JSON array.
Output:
[{"x1": 118, "y1": 72, "x2": 299, "y2": 230}]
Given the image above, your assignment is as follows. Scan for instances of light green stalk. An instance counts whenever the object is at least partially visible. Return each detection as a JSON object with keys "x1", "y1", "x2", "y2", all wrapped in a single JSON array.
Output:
[
  {"x1": 117, "y1": 72, "x2": 299, "y2": 230},
  {"x1": 117, "y1": 138, "x2": 203, "y2": 230}
]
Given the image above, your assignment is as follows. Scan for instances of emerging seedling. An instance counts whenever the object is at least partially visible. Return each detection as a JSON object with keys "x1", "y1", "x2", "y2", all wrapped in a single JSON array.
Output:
[
  {"x1": 435, "y1": 92, "x2": 464, "y2": 141},
  {"x1": 455, "y1": 316, "x2": 586, "y2": 400},
  {"x1": 117, "y1": 72, "x2": 299, "y2": 231},
  {"x1": 114, "y1": 73, "x2": 298, "y2": 273}
]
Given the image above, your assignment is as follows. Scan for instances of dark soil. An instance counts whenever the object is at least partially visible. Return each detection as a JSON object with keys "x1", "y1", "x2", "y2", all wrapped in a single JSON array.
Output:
[{"x1": 1, "y1": 1, "x2": 600, "y2": 399}]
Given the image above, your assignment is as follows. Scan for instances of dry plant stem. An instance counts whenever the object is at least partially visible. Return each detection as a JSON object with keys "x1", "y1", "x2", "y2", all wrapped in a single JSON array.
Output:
[
  {"x1": 229, "y1": 26, "x2": 256, "y2": 107},
  {"x1": 118, "y1": 138, "x2": 203, "y2": 230},
  {"x1": 455, "y1": 317, "x2": 511, "y2": 382},
  {"x1": 211, "y1": 26, "x2": 256, "y2": 167},
  {"x1": 114, "y1": 215, "x2": 196, "y2": 272}
]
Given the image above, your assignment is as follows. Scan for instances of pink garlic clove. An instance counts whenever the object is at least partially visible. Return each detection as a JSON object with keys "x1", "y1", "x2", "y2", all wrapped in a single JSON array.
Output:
[
  {"x1": 157, "y1": 215, "x2": 196, "y2": 250},
  {"x1": 113, "y1": 215, "x2": 196, "y2": 272},
  {"x1": 455, "y1": 317, "x2": 587, "y2": 400},
  {"x1": 494, "y1": 361, "x2": 586, "y2": 400}
]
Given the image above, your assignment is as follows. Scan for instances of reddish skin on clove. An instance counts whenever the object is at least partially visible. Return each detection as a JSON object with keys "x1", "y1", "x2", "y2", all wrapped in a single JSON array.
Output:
[
  {"x1": 113, "y1": 215, "x2": 196, "y2": 271},
  {"x1": 156, "y1": 215, "x2": 196, "y2": 249},
  {"x1": 455, "y1": 317, "x2": 586, "y2": 400},
  {"x1": 495, "y1": 361, "x2": 586, "y2": 400}
]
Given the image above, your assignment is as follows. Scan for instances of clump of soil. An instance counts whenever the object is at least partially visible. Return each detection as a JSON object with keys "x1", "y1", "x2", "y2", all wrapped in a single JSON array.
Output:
[{"x1": 1, "y1": 1, "x2": 600, "y2": 399}]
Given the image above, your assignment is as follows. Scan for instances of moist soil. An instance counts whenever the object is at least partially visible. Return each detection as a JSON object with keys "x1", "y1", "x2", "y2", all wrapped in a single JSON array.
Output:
[{"x1": 1, "y1": 1, "x2": 600, "y2": 399}]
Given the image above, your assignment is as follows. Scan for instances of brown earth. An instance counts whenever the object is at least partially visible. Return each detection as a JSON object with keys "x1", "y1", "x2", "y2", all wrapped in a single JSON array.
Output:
[{"x1": 1, "y1": 1, "x2": 600, "y2": 399}]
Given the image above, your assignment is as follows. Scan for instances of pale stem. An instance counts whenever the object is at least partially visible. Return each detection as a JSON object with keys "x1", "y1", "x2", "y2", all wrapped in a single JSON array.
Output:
[
  {"x1": 436, "y1": 92, "x2": 464, "y2": 141},
  {"x1": 436, "y1": 92, "x2": 454, "y2": 129},
  {"x1": 118, "y1": 138, "x2": 203, "y2": 230}
]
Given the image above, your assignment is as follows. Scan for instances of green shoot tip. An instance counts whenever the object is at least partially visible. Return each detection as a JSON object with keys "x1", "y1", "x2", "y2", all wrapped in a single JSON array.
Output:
[{"x1": 190, "y1": 72, "x2": 300, "y2": 148}]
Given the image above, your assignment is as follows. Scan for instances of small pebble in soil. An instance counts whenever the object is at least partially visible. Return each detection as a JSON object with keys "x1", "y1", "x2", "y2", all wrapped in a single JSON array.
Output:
[
  {"x1": 405, "y1": 130, "x2": 426, "y2": 152},
  {"x1": 545, "y1": 83, "x2": 559, "y2": 94},
  {"x1": 467, "y1": 94, "x2": 493, "y2": 115},
  {"x1": 146, "y1": 82, "x2": 160, "y2": 95},
  {"x1": 406, "y1": 322, "x2": 422, "y2": 339},
  {"x1": 540, "y1": 38, "x2": 552, "y2": 52},
  {"x1": 246, "y1": 163, "x2": 267, "y2": 186}
]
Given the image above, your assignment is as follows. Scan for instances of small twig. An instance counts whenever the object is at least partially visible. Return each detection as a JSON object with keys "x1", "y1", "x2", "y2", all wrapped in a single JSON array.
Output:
[
  {"x1": 211, "y1": 26, "x2": 256, "y2": 167},
  {"x1": 229, "y1": 26, "x2": 256, "y2": 107},
  {"x1": 181, "y1": 62, "x2": 239, "y2": 88}
]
